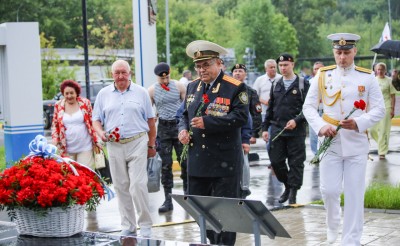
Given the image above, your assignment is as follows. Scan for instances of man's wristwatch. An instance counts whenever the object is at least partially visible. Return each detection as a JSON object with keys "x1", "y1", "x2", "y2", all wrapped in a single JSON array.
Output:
[{"x1": 148, "y1": 145, "x2": 156, "y2": 150}]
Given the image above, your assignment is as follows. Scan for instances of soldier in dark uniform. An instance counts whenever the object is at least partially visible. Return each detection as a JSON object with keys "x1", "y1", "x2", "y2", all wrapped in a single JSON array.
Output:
[
  {"x1": 178, "y1": 40, "x2": 249, "y2": 245},
  {"x1": 231, "y1": 64, "x2": 262, "y2": 143},
  {"x1": 262, "y1": 53, "x2": 310, "y2": 205}
]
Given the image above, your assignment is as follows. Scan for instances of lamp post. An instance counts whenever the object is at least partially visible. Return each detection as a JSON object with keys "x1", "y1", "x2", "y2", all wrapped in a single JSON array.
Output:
[
  {"x1": 242, "y1": 47, "x2": 257, "y2": 85},
  {"x1": 165, "y1": 0, "x2": 170, "y2": 65},
  {"x1": 388, "y1": 0, "x2": 393, "y2": 70},
  {"x1": 81, "y1": 0, "x2": 90, "y2": 99},
  {"x1": 243, "y1": 47, "x2": 256, "y2": 72},
  {"x1": 16, "y1": 4, "x2": 23, "y2": 22}
]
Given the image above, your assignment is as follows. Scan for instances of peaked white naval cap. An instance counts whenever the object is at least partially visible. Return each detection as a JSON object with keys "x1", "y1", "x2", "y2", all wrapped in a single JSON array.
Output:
[
  {"x1": 186, "y1": 40, "x2": 228, "y2": 62},
  {"x1": 327, "y1": 33, "x2": 361, "y2": 50}
]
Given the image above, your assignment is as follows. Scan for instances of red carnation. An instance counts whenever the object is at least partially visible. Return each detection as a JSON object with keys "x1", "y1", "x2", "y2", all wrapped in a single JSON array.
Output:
[
  {"x1": 202, "y1": 94, "x2": 210, "y2": 104},
  {"x1": 358, "y1": 99, "x2": 366, "y2": 110}
]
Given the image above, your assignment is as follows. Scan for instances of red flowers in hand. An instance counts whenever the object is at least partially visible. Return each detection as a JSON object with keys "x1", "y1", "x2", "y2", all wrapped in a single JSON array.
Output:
[
  {"x1": 161, "y1": 84, "x2": 170, "y2": 91},
  {"x1": 106, "y1": 128, "x2": 120, "y2": 142},
  {"x1": 354, "y1": 99, "x2": 366, "y2": 110},
  {"x1": 180, "y1": 93, "x2": 211, "y2": 161},
  {"x1": 310, "y1": 99, "x2": 367, "y2": 166}
]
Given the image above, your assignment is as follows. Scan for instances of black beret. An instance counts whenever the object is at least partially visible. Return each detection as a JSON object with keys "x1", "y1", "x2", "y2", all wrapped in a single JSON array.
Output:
[
  {"x1": 276, "y1": 53, "x2": 294, "y2": 64},
  {"x1": 154, "y1": 62, "x2": 170, "y2": 77},
  {"x1": 231, "y1": 64, "x2": 247, "y2": 73}
]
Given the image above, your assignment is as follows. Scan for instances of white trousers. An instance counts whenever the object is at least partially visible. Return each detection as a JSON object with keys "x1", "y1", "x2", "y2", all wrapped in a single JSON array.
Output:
[
  {"x1": 107, "y1": 134, "x2": 153, "y2": 231},
  {"x1": 320, "y1": 154, "x2": 367, "y2": 246}
]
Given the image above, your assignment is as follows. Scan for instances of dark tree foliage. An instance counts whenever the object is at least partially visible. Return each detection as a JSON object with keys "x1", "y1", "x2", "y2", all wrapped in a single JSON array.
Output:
[{"x1": 271, "y1": 0, "x2": 337, "y2": 58}]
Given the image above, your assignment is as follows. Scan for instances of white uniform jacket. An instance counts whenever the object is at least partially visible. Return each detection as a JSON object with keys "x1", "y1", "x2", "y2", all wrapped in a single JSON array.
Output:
[{"x1": 303, "y1": 64, "x2": 385, "y2": 157}]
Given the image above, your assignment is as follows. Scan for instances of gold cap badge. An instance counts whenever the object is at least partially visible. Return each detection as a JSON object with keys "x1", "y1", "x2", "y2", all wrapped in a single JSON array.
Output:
[{"x1": 338, "y1": 38, "x2": 347, "y2": 46}]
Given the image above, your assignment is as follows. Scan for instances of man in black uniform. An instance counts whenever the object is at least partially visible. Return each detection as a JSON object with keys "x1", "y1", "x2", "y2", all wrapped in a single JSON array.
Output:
[
  {"x1": 262, "y1": 53, "x2": 309, "y2": 205},
  {"x1": 178, "y1": 40, "x2": 249, "y2": 245},
  {"x1": 231, "y1": 64, "x2": 262, "y2": 143}
]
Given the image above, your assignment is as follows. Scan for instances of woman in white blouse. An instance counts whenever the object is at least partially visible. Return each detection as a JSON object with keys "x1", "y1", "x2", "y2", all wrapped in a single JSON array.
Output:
[{"x1": 51, "y1": 80, "x2": 101, "y2": 167}]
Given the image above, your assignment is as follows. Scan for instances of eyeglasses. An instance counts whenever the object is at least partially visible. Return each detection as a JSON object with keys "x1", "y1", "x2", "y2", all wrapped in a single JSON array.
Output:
[{"x1": 194, "y1": 60, "x2": 216, "y2": 71}]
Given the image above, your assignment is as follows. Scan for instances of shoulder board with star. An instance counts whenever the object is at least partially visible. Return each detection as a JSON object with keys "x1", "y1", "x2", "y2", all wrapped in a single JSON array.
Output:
[
  {"x1": 223, "y1": 75, "x2": 241, "y2": 86},
  {"x1": 355, "y1": 66, "x2": 373, "y2": 74},
  {"x1": 319, "y1": 65, "x2": 337, "y2": 72}
]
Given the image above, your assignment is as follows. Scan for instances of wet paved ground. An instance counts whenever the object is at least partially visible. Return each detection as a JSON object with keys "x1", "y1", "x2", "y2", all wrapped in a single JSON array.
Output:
[{"x1": 1, "y1": 126, "x2": 400, "y2": 245}]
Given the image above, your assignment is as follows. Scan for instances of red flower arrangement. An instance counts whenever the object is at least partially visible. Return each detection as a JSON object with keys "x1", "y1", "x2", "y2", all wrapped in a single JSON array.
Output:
[
  {"x1": 0, "y1": 135, "x2": 110, "y2": 218},
  {"x1": 180, "y1": 93, "x2": 210, "y2": 161},
  {"x1": 0, "y1": 157, "x2": 105, "y2": 214},
  {"x1": 310, "y1": 99, "x2": 366, "y2": 165},
  {"x1": 105, "y1": 127, "x2": 120, "y2": 142}
]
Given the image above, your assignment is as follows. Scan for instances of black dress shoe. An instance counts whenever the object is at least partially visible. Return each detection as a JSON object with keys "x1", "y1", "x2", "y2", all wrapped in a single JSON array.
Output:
[
  {"x1": 240, "y1": 189, "x2": 251, "y2": 199},
  {"x1": 158, "y1": 200, "x2": 173, "y2": 213},
  {"x1": 278, "y1": 188, "x2": 290, "y2": 203},
  {"x1": 288, "y1": 188, "x2": 297, "y2": 205}
]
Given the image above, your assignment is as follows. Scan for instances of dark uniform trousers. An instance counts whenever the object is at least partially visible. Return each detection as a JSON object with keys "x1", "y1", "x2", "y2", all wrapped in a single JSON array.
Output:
[
  {"x1": 189, "y1": 175, "x2": 240, "y2": 245},
  {"x1": 268, "y1": 134, "x2": 306, "y2": 189},
  {"x1": 157, "y1": 119, "x2": 187, "y2": 190}
]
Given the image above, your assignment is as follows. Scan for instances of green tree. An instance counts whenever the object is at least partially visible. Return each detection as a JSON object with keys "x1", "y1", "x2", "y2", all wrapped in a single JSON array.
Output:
[
  {"x1": 0, "y1": 0, "x2": 131, "y2": 48},
  {"x1": 272, "y1": 0, "x2": 336, "y2": 58},
  {"x1": 40, "y1": 33, "x2": 77, "y2": 99},
  {"x1": 156, "y1": 0, "x2": 235, "y2": 73},
  {"x1": 237, "y1": 0, "x2": 298, "y2": 71}
]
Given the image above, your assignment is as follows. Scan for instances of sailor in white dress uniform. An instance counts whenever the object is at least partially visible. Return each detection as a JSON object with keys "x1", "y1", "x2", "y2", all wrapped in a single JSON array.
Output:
[{"x1": 303, "y1": 33, "x2": 385, "y2": 245}]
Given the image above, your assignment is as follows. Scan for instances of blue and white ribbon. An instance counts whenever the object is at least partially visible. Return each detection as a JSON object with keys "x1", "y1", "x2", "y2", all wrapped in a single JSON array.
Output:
[
  {"x1": 25, "y1": 135, "x2": 115, "y2": 201},
  {"x1": 28, "y1": 135, "x2": 57, "y2": 157}
]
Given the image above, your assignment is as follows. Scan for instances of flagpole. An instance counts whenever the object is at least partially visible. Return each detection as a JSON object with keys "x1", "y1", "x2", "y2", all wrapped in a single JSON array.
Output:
[
  {"x1": 388, "y1": 0, "x2": 393, "y2": 71},
  {"x1": 372, "y1": 53, "x2": 377, "y2": 70}
]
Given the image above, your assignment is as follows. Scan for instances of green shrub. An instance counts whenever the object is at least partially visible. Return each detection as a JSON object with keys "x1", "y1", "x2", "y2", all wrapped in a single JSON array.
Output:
[{"x1": 311, "y1": 182, "x2": 400, "y2": 210}]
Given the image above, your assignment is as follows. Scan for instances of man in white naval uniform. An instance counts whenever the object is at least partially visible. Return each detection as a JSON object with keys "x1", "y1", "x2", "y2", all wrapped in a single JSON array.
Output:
[{"x1": 303, "y1": 33, "x2": 385, "y2": 245}]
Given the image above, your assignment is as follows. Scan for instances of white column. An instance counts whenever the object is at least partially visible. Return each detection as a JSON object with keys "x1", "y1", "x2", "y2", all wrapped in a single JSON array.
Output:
[
  {"x1": 132, "y1": 0, "x2": 158, "y2": 89},
  {"x1": 0, "y1": 22, "x2": 43, "y2": 166}
]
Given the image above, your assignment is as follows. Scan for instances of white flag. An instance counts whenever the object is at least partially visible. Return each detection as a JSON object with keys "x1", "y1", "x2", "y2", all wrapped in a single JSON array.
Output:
[{"x1": 380, "y1": 22, "x2": 391, "y2": 42}]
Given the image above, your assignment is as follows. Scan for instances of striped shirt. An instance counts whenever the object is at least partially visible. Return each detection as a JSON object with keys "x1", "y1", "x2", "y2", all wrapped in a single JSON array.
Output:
[{"x1": 154, "y1": 80, "x2": 182, "y2": 120}]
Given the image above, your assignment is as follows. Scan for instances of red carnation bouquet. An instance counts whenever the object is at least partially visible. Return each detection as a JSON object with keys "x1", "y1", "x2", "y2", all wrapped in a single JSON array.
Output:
[
  {"x1": 180, "y1": 93, "x2": 210, "y2": 161},
  {"x1": 0, "y1": 135, "x2": 110, "y2": 218},
  {"x1": 310, "y1": 99, "x2": 366, "y2": 165},
  {"x1": 105, "y1": 127, "x2": 120, "y2": 142}
]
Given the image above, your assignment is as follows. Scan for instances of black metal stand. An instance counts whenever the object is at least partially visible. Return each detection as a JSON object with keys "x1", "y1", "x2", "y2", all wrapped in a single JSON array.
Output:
[{"x1": 171, "y1": 194, "x2": 291, "y2": 246}]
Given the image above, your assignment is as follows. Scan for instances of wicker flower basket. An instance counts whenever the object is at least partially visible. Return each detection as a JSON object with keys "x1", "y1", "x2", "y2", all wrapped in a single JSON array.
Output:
[{"x1": 14, "y1": 205, "x2": 84, "y2": 237}]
